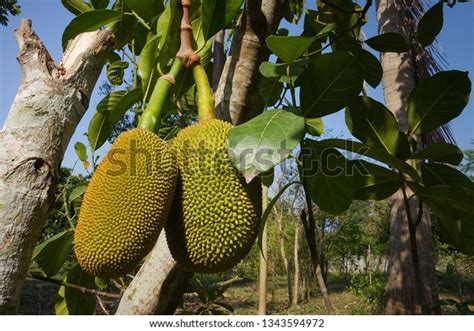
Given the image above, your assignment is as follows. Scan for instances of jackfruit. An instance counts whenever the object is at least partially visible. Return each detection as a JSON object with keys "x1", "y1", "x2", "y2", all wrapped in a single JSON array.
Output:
[
  {"x1": 74, "y1": 128, "x2": 177, "y2": 278},
  {"x1": 165, "y1": 119, "x2": 261, "y2": 273}
]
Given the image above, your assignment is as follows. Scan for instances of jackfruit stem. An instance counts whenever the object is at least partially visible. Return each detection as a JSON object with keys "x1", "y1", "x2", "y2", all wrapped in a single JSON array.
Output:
[
  {"x1": 138, "y1": 58, "x2": 183, "y2": 133},
  {"x1": 193, "y1": 64, "x2": 216, "y2": 122},
  {"x1": 176, "y1": 0, "x2": 200, "y2": 68}
]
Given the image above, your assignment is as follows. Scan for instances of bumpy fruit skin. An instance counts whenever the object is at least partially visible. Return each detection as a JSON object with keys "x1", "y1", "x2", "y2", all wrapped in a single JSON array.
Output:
[
  {"x1": 165, "y1": 119, "x2": 262, "y2": 273},
  {"x1": 74, "y1": 128, "x2": 177, "y2": 278}
]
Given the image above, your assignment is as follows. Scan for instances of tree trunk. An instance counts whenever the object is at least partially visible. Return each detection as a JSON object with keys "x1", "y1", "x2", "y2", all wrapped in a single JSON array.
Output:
[
  {"x1": 0, "y1": 19, "x2": 112, "y2": 314},
  {"x1": 276, "y1": 208, "x2": 293, "y2": 305},
  {"x1": 376, "y1": 0, "x2": 441, "y2": 314},
  {"x1": 212, "y1": 30, "x2": 226, "y2": 92},
  {"x1": 215, "y1": 0, "x2": 283, "y2": 124},
  {"x1": 115, "y1": 0, "x2": 284, "y2": 315},
  {"x1": 292, "y1": 224, "x2": 300, "y2": 305},
  {"x1": 258, "y1": 185, "x2": 268, "y2": 315},
  {"x1": 115, "y1": 233, "x2": 193, "y2": 314}
]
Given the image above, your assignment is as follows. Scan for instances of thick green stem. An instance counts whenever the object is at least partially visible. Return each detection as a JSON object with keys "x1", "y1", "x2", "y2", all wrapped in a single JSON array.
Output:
[
  {"x1": 193, "y1": 64, "x2": 216, "y2": 122},
  {"x1": 138, "y1": 59, "x2": 183, "y2": 133}
]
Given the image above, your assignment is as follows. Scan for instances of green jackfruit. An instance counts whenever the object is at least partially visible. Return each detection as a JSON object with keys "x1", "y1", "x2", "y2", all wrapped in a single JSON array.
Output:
[
  {"x1": 165, "y1": 119, "x2": 261, "y2": 273},
  {"x1": 74, "y1": 128, "x2": 177, "y2": 278}
]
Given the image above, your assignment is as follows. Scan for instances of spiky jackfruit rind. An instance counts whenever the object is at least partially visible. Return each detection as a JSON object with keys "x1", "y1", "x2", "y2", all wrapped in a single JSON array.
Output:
[
  {"x1": 165, "y1": 119, "x2": 262, "y2": 273},
  {"x1": 74, "y1": 128, "x2": 177, "y2": 278}
]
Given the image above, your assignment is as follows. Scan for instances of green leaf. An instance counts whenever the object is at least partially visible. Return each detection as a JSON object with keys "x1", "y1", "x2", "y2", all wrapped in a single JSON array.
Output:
[
  {"x1": 364, "y1": 32, "x2": 409, "y2": 53},
  {"x1": 411, "y1": 143, "x2": 464, "y2": 165},
  {"x1": 139, "y1": 35, "x2": 161, "y2": 97},
  {"x1": 109, "y1": 3, "x2": 137, "y2": 49},
  {"x1": 74, "y1": 142, "x2": 88, "y2": 162},
  {"x1": 91, "y1": 0, "x2": 109, "y2": 9},
  {"x1": 407, "y1": 71, "x2": 471, "y2": 134},
  {"x1": 417, "y1": 185, "x2": 474, "y2": 216},
  {"x1": 317, "y1": 138, "x2": 420, "y2": 180},
  {"x1": 345, "y1": 96, "x2": 399, "y2": 155},
  {"x1": 305, "y1": 118, "x2": 324, "y2": 136},
  {"x1": 156, "y1": 0, "x2": 180, "y2": 69},
  {"x1": 266, "y1": 35, "x2": 316, "y2": 64},
  {"x1": 69, "y1": 185, "x2": 87, "y2": 204},
  {"x1": 417, "y1": 2, "x2": 443, "y2": 47},
  {"x1": 259, "y1": 59, "x2": 309, "y2": 84},
  {"x1": 62, "y1": 10, "x2": 123, "y2": 49},
  {"x1": 228, "y1": 110, "x2": 305, "y2": 182},
  {"x1": 55, "y1": 265, "x2": 96, "y2": 315},
  {"x1": 258, "y1": 181, "x2": 301, "y2": 258},
  {"x1": 32, "y1": 230, "x2": 74, "y2": 277},
  {"x1": 301, "y1": 140, "x2": 355, "y2": 215},
  {"x1": 300, "y1": 51, "x2": 364, "y2": 118},
  {"x1": 258, "y1": 77, "x2": 284, "y2": 108},
  {"x1": 88, "y1": 88, "x2": 143, "y2": 151},
  {"x1": 421, "y1": 163, "x2": 474, "y2": 190},
  {"x1": 261, "y1": 169, "x2": 275, "y2": 188},
  {"x1": 350, "y1": 160, "x2": 400, "y2": 201},
  {"x1": 124, "y1": 0, "x2": 164, "y2": 22},
  {"x1": 202, "y1": 0, "x2": 243, "y2": 40},
  {"x1": 106, "y1": 60, "x2": 129, "y2": 85},
  {"x1": 95, "y1": 277, "x2": 109, "y2": 289},
  {"x1": 358, "y1": 49, "x2": 382, "y2": 88},
  {"x1": 61, "y1": 0, "x2": 93, "y2": 15}
]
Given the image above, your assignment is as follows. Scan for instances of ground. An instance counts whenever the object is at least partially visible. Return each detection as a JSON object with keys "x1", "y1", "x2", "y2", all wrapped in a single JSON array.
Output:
[{"x1": 19, "y1": 272, "x2": 474, "y2": 315}]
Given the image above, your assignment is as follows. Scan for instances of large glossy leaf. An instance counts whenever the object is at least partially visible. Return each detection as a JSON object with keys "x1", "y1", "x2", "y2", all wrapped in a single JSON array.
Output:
[
  {"x1": 61, "y1": 0, "x2": 93, "y2": 15},
  {"x1": 88, "y1": 88, "x2": 142, "y2": 151},
  {"x1": 350, "y1": 160, "x2": 400, "y2": 201},
  {"x1": 358, "y1": 49, "x2": 383, "y2": 88},
  {"x1": 62, "y1": 10, "x2": 122, "y2": 49},
  {"x1": 317, "y1": 138, "x2": 420, "y2": 180},
  {"x1": 125, "y1": 0, "x2": 164, "y2": 22},
  {"x1": 421, "y1": 163, "x2": 474, "y2": 190},
  {"x1": 407, "y1": 71, "x2": 471, "y2": 134},
  {"x1": 32, "y1": 231, "x2": 74, "y2": 277},
  {"x1": 266, "y1": 35, "x2": 316, "y2": 64},
  {"x1": 91, "y1": 0, "x2": 109, "y2": 9},
  {"x1": 345, "y1": 96, "x2": 399, "y2": 155},
  {"x1": 417, "y1": 185, "x2": 474, "y2": 216},
  {"x1": 55, "y1": 265, "x2": 96, "y2": 315},
  {"x1": 301, "y1": 140, "x2": 355, "y2": 215},
  {"x1": 257, "y1": 77, "x2": 284, "y2": 110},
  {"x1": 106, "y1": 60, "x2": 129, "y2": 85},
  {"x1": 259, "y1": 59, "x2": 309, "y2": 84},
  {"x1": 364, "y1": 32, "x2": 409, "y2": 53},
  {"x1": 202, "y1": 0, "x2": 243, "y2": 40},
  {"x1": 417, "y1": 2, "x2": 443, "y2": 47},
  {"x1": 109, "y1": 2, "x2": 137, "y2": 49},
  {"x1": 69, "y1": 185, "x2": 88, "y2": 204},
  {"x1": 412, "y1": 143, "x2": 464, "y2": 165},
  {"x1": 139, "y1": 35, "x2": 161, "y2": 97},
  {"x1": 156, "y1": 0, "x2": 180, "y2": 69},
  {"x1": 228, "y1": 110, "x2": 305, "y2": 182},
  {"x1": 300, "y1": 51, "x2": 364, "y2": 118}
]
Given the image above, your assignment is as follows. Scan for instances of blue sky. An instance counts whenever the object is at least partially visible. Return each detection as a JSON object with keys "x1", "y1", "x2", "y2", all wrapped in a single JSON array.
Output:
[{"x1": 0, "y1": 1, "x2": 473, "y2": 175}]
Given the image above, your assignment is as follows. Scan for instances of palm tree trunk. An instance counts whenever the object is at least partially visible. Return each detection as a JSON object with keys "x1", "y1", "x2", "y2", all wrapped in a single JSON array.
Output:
[{"x1": 376, "y1": 0, "x2": 441, "y2": 314}]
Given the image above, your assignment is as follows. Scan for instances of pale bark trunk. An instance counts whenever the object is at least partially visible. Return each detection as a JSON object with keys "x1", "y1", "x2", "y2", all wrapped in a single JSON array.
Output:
[
  {"x1": 115, "y1": 233, "x2": 193, "y2": 314},
  {"x1": 258, "y1": 185, "x2": 269, "y2": 315},
  {"x1": 0, "y1": 19, "x2": 113, "y2": 314},
  {"x1": 376, "y1": 0, "x2": 441, "y2": 314},
  {"x1": 115, "y1": 0, "x2": 284, "y2": 315},
  {"x1": 292, "y1": 224, "x2": 300, "y2": 305},
  {"x1": 215, "y1": 0, "x2": 283, "y2": 124},
  {"x1": 212, "y1": 30, "x2": 226, "y2": 92}
]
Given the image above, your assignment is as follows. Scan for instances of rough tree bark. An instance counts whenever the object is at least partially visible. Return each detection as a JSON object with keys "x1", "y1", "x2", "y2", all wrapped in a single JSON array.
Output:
[
  {"x1": 0, "y1": 19, "x2": 113, "y2": 314},
  {"x1": 376, "y1": 0, "x2": 441, "y2": 314},
  {"x1": 116, "y1": 0, "x2": 284, "y2": 315},
  {"x1": 215, "y1": 0, "x2": 283, "y2": 123}
]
